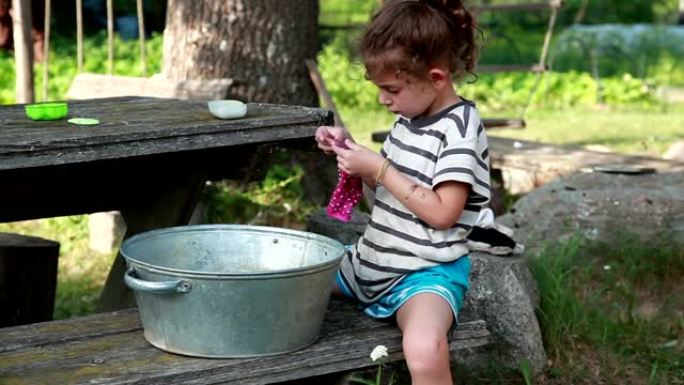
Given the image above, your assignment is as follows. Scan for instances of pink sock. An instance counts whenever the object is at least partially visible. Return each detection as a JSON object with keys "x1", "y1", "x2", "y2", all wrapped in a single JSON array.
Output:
[{"x1": 326, "y1": 140, "x2": 363, "y2": 222}]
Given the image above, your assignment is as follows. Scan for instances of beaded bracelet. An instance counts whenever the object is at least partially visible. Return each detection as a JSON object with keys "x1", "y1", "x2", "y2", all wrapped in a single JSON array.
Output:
[{"x1": 375, "y1": 158, "x2": 390, "y2": 186}]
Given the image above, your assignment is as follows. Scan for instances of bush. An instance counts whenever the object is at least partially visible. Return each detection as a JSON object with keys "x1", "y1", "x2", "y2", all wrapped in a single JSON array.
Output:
[
  {"x1": 316, "y1": 35, "x2": 661, "y2": 115},
  {"x1": 0, "y1": 31, "x2": 163, "y2": 104},
  {"x1": 551, "y1": 24, "x2": 684, "y2": 85},
  {"x1": 317, "y1": 35, "x2": 379, "y2": 111}
]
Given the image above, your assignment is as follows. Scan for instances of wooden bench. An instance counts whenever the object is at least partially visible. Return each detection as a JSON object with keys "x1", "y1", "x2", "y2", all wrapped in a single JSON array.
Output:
[
  {"x1": 0, "y1": 299, "x2": 489, "y2": 384},
  {"x1": 0, "y1": 233, "x2": 60, "y2": 327},
  {"x1": 66, "y1": 73, "x2": 235, "y2": 101}
]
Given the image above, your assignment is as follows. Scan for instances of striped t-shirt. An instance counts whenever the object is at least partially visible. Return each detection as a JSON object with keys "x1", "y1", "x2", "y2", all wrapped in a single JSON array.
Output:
[{"x1": 339, "y1": 99, "x2": 491, "y2": 304}]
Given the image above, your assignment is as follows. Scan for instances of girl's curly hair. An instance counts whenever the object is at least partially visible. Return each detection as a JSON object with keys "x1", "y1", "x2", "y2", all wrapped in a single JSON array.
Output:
[{"x1": 360, "y1": 0, "x2": 478, "y2": 81}]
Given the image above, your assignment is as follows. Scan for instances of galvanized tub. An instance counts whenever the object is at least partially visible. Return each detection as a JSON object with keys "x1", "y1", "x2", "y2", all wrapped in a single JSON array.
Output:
[{"x1": 121, "y1": 224, "x2": 345, "y2": 358}]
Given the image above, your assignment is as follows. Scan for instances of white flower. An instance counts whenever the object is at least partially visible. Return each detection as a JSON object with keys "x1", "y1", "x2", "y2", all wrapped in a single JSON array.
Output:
[
  {"x1": 370, "y1": 345, "x2": 388, "y2": 362},
  {"x1": 603, "y1": 265, "x2": 611, "y2": 271}
]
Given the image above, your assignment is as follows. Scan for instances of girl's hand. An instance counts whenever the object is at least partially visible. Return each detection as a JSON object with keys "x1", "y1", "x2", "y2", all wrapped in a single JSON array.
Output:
[
  {"x1": 331, "y1": 139, "x2": 384, "y2": 178},
  {"x1": 315, "y1": 126, "x2": 352, "y2": 155}
]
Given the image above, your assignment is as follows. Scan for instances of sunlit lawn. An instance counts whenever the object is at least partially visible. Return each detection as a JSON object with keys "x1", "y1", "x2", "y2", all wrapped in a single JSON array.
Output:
[
  {"x1": 343, "y1": 105, "x2": 684, "y2": 158},
  {"x1": 491, "y1": 106, "x2": 684, "y2": 156}
]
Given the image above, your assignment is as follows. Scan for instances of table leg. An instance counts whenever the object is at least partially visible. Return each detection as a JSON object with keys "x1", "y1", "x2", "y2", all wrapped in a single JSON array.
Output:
[{"x1": 98, "y1": 174, "x2": 207, "y2": 312}]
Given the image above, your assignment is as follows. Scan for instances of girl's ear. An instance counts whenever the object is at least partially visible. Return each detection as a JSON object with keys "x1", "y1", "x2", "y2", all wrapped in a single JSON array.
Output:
[{"x1": 428, "y1": 68, "x2": 450, "y2": 89}]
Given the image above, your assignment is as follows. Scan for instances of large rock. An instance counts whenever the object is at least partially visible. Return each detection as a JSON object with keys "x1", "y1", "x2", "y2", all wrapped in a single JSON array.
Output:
[
  {"x1": 457, "y1": 252, "x2": 544, "y2": 373},
  {"x1": 307, "y1": 209, "x2": 546, "y2": 374},
  {"x1": 497, "y1": 171, "x2": 684, "y2": 255}
]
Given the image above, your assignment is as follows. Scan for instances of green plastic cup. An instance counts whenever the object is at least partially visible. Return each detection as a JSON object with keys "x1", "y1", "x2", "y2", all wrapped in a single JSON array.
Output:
[{"x1": 25, "y1": 102, "x2": 69, "y2": 121}]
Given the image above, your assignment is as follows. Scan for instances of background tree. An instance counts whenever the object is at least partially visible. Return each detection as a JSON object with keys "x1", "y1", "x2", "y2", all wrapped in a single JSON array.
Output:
[{"x1": 162, "y1": 0, "x2": 319, "y2": 106}]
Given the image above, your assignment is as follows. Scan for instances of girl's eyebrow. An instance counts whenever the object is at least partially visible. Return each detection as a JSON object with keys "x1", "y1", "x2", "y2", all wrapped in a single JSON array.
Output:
[
  {"x1": 377, "y1": 84, "x2": 400, "y2": 92},
  {"x1": 375, "y1": 81, "x2": 401, "y2": 88}
]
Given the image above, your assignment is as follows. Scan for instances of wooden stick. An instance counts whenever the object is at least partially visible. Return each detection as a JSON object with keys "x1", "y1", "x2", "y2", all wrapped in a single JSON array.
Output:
[
  {"x1": 42, "y1": 0, "x2": 51, "y2": 101},
  {"x1": 305, "y1": 59, "x2": 345, "y2": 128},
  {"x1": 11, "y1": 0, "x2": 34, "y2": 103},
  {"x1": 136, "y1": 0, "x2": 146, "y2": 76},
  {"x1": 573, "y1": 0, "x2": 589, "y2": 24},
  {"x1": 107, "y1": 0, "x2": 114, "y2": 75},
  {"x1": 76, "y1": 0, "x2": 83, "y2": 73},
  {"x1": 538, "y1": 7, "x2": 559, "y2": 67}
]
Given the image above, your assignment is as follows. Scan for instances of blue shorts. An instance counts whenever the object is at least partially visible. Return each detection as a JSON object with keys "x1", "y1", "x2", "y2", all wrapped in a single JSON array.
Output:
[{"x1": 336, "y1": 255, "x2": 471, "y2": 322}]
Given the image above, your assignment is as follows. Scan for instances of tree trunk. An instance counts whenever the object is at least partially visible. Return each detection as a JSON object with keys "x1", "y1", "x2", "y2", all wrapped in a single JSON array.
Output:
[
  {"x1": 573, "y1": 0, "x2": 589, "y2": 24},
  {"x1": 12, "y1": 0, "x2": 34, "y2": 103},
  {"x1": 162, "y1": 0, "x2": 319, "y2": 106}
]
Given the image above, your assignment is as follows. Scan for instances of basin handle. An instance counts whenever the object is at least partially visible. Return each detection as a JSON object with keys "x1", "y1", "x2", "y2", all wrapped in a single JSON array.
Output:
[{"x1": 124, "y1": 268, "x2": 192, "y2": 294}]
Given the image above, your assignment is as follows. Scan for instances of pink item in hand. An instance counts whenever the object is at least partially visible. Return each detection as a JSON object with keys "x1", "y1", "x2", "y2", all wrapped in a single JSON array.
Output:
[{"x1": 326, "y1": 139, "x2": 363, "y2": 222}]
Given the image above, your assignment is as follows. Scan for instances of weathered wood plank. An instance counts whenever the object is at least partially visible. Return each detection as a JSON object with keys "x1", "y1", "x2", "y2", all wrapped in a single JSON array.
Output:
[
  {"x1": 488, "y1": 136, "x2": 684, "y2": 193},
  {"x1": 0, "y1": 300, "x2": 489, "y2": 385},
  {"x1": 0, "y1": 98, "x2": 327, "y2": 147},
  {"x1": 0, "y1": 309, "x2": 140, "y2": 353},
  {"x1": 0, "y1": 144, "x2": 270, "y2": 223},
  {"x1": 66, "y1": 74, "x2": 234, "y2": 101},
  {"x1": 0, "y1": 97, "x2": 332, "y2": 170}
]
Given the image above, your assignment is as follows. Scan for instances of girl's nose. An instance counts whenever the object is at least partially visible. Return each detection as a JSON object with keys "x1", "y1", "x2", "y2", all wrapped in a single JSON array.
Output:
[{"x1": 378, "y1": 91, "x2": 391, "y2": 106}]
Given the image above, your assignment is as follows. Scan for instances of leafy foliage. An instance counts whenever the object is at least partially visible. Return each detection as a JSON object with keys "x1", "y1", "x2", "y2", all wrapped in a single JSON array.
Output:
[
  {"x1": 204, "y1": 151, "x2": 316, "y2": 229},
  {"x1": 317, "y1": 35, "x2": 663, "y2": 115},
  {"x1": 0, "y1": 31, "x2": 163, "y2": 104},
  {"x1": 556, "y1": 0, "x2": 678, "y2": 25},
  {"x1": 552, "y1": 25, "x2": 684, "y2": 83}
]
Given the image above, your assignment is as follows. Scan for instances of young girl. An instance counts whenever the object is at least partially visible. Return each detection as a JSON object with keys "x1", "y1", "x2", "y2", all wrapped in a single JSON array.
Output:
[{"x1": 316, "y1": 1, "x2": 488, "y2": 384}]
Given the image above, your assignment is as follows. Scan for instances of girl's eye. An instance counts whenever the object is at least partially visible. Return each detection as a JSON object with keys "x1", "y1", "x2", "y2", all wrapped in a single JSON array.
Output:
[{"x1": 386, "y1": 88, "x2": 400, "y2": 94}]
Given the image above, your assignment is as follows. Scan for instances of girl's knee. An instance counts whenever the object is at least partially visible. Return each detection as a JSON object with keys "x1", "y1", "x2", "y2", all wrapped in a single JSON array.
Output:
[{"x1": 402, "y1": 329, "x2": 449, "y2": 373}]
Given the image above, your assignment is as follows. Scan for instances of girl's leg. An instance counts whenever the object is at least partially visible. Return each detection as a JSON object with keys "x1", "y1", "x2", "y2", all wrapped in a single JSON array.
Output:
[
  {"x1": 396, "y1": 293, "x2": 454, "y2": 385},
  {"x1": 332, "y1": 271, "x2": 352, "y2": 297}
]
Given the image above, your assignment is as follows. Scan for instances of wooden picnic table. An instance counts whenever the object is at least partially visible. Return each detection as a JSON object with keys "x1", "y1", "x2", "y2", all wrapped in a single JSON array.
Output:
[{"x1": 0, "y1": 96, "x2": 332, "y2": 311}]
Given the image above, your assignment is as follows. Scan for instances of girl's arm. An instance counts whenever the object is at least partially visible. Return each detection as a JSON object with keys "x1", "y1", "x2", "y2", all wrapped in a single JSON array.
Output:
[
  {"x1": 378, "y1": 163, "x2": 469, "y2": 230},
  {"x1": 331, "y1": 140, "x2": 469, "y2": 230}
]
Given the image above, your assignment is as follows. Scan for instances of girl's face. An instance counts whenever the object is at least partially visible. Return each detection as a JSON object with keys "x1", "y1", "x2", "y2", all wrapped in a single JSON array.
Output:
[{"x1": 370, "y1": 70, "x2": 438, "y2": 119}]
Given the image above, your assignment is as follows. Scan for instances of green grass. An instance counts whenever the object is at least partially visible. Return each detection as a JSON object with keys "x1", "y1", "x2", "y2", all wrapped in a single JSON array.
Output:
[
  {"x1": 528, "y1": 236, "x2": 684, "y2": 385},
  {"x1": 0, "y1": 216, "x2": 115, "y2": 320},
  {"x1": 0, "y1": 32, "x2": 162, "y2": 104},
  {"x1": 204, "y1": 154, "x2": 318, "y2": 229},
  {"x1": 342, "y1": 106, "x2": 684, "y2": 158},
  {"x1": 490, "y1": 107, "x2": 684, "y2": 157}
]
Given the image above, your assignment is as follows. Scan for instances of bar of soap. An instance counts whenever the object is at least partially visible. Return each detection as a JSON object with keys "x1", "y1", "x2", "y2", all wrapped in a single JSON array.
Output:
[{"x1": 208, "y1": 100, "x2": 247, "y2": 120}]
